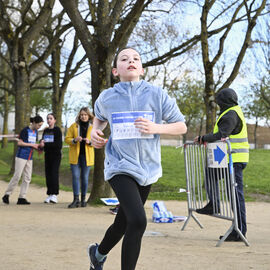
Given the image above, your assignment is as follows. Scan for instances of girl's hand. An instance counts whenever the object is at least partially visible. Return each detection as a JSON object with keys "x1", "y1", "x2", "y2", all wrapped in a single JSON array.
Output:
[
  {"x1": 39, "y1": 140, "x2": 45, "y2": 148},
  {"x1": 32, "y1": 143, "x2": 40, "y2": 150},
  {"x1": 75, "y1": 136, "x2": 83, "y2": 142},
  {"x1": 134, "y1": 117, "x2": 157, "y2": 134},
  {"x1": 90, "y1": 129, "x2": 108, "y2": 149},
  {"x1": 84, "y1": 138, "x2": 90, "y2": 144}
]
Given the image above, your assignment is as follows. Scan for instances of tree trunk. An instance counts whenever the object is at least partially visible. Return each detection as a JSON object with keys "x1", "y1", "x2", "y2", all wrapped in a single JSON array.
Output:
[
  {"x1": 199, "y1": 116, "x2": 204, "y2": 135},
  {"x1": 88, "y1": 55, "x2": 114, "y2": 202},
  {"x1": 204, "y1": 81, "x2": 216, "y2": 133},
  {"x1": 59, "y1": 0, "x2": 155, "y2": 201},
  {"x1": 1, "y1": 79, "x2": 9, "y2": 148},
  {"x1": 254, "y1": 119, "x2": 258, "y2": 149},
  {"x1": 51, "y1": 46, "x2": 65, "y2": 127},
  {"x1": 1, "y1": 0, "x2": 55, "y2": 173},
  {"x1": 10, "y1": 54, "x2": 31, "y2": 174},
  {"x1": 200, "y1": 1, "x2": 217, "y2": 133}
]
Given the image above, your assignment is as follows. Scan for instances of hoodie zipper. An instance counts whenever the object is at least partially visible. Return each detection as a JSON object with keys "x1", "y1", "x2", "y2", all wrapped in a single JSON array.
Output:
[{"x1": 129, "y1": 82, "x2": 147, "y2": 184}]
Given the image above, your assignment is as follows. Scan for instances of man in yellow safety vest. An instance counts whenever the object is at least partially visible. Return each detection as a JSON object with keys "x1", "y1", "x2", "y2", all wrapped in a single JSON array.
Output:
[{"x1": 194, "y1": 88, "x2": 249, "y2": 242}]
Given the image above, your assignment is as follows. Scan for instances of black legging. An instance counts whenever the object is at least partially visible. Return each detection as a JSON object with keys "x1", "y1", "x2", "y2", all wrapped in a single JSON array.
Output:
[
  {"x1": 98, "y1": 174, "x2": 151, "y2": 270},
  {"x1": 45, "y1": 152, "x2": 61, "y2": 195}
]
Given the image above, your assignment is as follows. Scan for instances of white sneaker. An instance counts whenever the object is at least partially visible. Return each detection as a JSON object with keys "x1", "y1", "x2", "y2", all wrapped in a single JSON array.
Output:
[
  {"x1": 44, "y1": 195, "x2": 51, "y2": 203},
  {"x1": 50, "y1": 195, "x2": 58, "y2": 204}
]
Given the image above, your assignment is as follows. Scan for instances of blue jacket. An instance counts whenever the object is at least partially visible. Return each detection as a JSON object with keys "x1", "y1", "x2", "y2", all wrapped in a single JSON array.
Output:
[
  {"x1": 16, "y1": 127, "x2": 37, "y2": 160},
  {"x1": 94, "y1": 80, "x2": 185, "y2": 186}
]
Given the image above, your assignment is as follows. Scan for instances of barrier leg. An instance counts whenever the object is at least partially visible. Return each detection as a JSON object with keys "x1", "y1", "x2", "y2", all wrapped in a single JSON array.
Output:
[
  {"x1": 234, "y1": 228, "x2": 250, "y2": 246},
  {"x1": 216, "y1": 225, "x2": 234, "y2": 247},
  {"x1": 181, "y1": 209, "x2": 204, "y2": 231},
  {"x1": 216, "y1": 223, "x2": 250, "y2": 247}
]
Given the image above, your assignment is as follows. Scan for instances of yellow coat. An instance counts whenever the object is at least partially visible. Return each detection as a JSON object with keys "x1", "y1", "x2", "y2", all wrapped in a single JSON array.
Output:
[{"x1": 65, "y1": 122, "x2": 94, "y2": 166}]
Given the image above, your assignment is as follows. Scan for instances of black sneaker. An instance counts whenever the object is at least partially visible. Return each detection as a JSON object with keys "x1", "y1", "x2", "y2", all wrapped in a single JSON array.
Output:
[
  {"x1": 219, "y1": 233, "x2": 243, "y2": 242},
  {"x1": 17, "y1": 198, "x2": 31, "y2": 205},
  {"x1": 109, "y1": 205, "x2": 119, "y2": 215},
  {"x1": 2, "y1": 194, "x2": 9, "y2": 204},
  {"x1": 88, "y1": 243, "x2": 106, "y2": 270},
  {"x1": 196, "y1": 202, "x2": 220, "y2": 215}
]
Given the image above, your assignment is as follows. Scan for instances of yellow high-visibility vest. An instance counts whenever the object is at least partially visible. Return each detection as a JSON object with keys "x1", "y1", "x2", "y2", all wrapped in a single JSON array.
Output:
[{"x1": 213, "y1": 105, "x2": 249, "y2": 163}]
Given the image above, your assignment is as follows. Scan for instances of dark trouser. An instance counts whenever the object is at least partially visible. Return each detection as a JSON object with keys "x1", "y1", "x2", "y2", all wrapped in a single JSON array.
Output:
[
  {"x1": 205, "y1": 167, "x2": 223, "y2": 212},
  {"x1": 98, "y1": 175, "x2": 151, "y2": 270},
  {"x1": 45, "y1": 152, "x2": 61, "y2": 195},
  {"x1": 206, "y1": 163, "x2": 247, "y2": 236},
  {"x1": 232, "y1": 162, "x2": 247, "y2": 236}
]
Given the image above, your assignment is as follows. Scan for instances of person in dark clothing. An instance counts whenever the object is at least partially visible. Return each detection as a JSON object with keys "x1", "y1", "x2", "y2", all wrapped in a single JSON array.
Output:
[
  {"x1": 194, "y1": 88, "x2": 249, "y2": 242},
  {"x1": 40, "y1": 113, "x2": 62, "y2": 204}
]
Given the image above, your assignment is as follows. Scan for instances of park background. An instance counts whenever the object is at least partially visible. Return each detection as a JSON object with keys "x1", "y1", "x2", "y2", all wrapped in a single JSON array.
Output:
[
  {"x1": 0, "y1": 1, "x2": 270, "y2": 202},
  {"x1": 1, "y1": 2, "x2": 270, "y2": 269}
]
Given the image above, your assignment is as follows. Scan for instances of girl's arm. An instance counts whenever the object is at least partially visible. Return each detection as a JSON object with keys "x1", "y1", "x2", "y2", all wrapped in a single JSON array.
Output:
[
  {"x1": 90, "y1": 117, "x2": 108, "y2": 148},
  {"x1": 17, "y1": 139, "x2": 39, "y2": 150},
  {"x1": 134, "y1": 118, "x2": 187, "y2": 135}
]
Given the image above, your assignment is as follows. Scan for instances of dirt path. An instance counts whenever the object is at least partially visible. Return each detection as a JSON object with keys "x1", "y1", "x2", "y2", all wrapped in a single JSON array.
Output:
[{"x1": 1, "y1": 180, "x2": 270, "y2": 270}]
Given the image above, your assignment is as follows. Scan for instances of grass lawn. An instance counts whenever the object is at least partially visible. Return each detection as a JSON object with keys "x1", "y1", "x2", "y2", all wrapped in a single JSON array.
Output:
[{"x1": 0, "y1": 142, "x2": 269, "y2": 201}]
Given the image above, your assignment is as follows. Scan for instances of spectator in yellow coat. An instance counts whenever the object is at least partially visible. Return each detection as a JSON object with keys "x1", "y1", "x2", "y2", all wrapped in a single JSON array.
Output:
[{"x1": 65, "y1": 107, "x2": 94, "y2": 208}]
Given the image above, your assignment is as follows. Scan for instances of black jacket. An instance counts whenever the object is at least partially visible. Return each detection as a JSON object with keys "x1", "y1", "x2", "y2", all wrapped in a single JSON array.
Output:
[
  {"x1": 202, "y1": 88, "x2": 242, "y2": 143},
  {"x1": 42, "y1": 126, "x2": 63, "y2": 154}
]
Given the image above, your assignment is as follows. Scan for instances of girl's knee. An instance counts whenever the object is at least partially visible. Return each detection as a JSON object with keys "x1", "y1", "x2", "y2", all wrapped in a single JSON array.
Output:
[{"x1": 129, "y1": 214, "x2": 147, "y2": 233}]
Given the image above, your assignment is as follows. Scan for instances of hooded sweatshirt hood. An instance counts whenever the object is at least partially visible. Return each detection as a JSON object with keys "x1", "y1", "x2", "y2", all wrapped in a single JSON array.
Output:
[{"x1": 216, "y1": 88, "x2": 238, "y2": 112}]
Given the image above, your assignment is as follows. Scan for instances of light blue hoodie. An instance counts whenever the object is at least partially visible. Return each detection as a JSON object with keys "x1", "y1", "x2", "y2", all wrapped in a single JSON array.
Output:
[{"x1": 94, "y1": 80, "x2": 185, "y2": 186}]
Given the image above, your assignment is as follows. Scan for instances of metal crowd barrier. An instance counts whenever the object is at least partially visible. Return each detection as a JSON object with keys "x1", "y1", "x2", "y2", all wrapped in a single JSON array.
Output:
[{"x1": 181, "y1": 140, "x2": 249, "y2": 247}]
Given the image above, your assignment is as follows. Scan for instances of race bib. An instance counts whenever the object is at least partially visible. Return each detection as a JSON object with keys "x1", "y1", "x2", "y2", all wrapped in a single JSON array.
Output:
[
  {"x1": 112, "y1": 111, "x2": 155, "y2": 140},
  {"x1": 44, "y1": 134, "x2": 54, "y2": 143},
  {"x1": 28, "y1": 130, "x2": 37, "y2": 143}
]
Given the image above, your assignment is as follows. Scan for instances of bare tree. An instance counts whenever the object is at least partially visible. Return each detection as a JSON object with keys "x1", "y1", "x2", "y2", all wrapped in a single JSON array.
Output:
[
  {"x1": 166, "y1": 74, "x2": 205, "y2": 142},
  {"x1": 0, "y1": 0, "x2": 56, "y2": 133},
  {"x1": 251, "y1": 10, "x2": 270, "y2": 109},
  {"x1": 0, "y1": 41, "x2": 11, "y2": 148},
  {"x1": 0, "y1": 1, "x2": 90, "y2": 177},
  {"x1": 59, "y1": 0, "x2": 156, "y2": 201},
  {"x1": 58, "y1": 0, "x2": 269, "y2": 200},
  {"x1": 25, "y1": 6, "x2": 89, "y2": 127},
  {"x1": 200, "y1": 0, "x2": 267, "y2": 132},
  {"x1": 41, "y1": 13, "x2": 88, "y2": 125},
  {"x1": 139, "y1": 1, "x2": 268, "y2": 133}
]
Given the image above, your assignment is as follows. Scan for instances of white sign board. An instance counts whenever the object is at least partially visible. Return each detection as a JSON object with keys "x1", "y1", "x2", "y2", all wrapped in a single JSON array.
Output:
[
  {"x1": 207, "y1": 142, "x2": 228, "y2": 168},
  {"x1": 100, "y1": 198, "x2": 119, "y2": 206}
]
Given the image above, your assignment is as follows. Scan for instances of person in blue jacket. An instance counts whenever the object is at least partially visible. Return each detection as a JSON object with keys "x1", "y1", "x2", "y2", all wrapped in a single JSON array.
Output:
[
  {"x1": 87, "y1": 47, "x2": 187, "y2": 270},
  {"x1": 2, "y1": 115, "x2": 44, "y2": 205}
]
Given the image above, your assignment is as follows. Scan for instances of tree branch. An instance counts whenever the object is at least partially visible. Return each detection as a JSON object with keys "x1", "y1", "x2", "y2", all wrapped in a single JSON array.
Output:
[
  {"x1": 22, "y1": 0, "x2": 55, "y2": 48},
  {"x1": 221, "y1": 0, "x2": 267, "y2": 89}
]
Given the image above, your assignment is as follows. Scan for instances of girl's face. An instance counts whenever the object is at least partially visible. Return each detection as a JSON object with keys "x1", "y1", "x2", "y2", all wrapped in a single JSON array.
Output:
[
  {"x1": 33, "y1": 122, "x2": 43, "y2": 130},
  {"x1": 47, "y1": 115, "x2": 56, "y2": 128},
  {"x1": 80, "y1": 110, "x2": 89, "y2": 122},
  {"x1": 112, "y1": 48, "x2": 144, "y2": 82}
]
